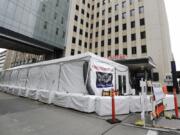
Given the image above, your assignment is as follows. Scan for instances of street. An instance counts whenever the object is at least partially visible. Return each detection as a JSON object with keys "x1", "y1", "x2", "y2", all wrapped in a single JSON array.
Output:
[{"x1": 0, "y1": 92, "x2": 180, "y2": 135}]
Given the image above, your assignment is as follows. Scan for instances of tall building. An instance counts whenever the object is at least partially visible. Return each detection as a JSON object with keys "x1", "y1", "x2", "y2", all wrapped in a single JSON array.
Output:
[
  {"x1": 65, "y1": 0, "x2": 173, "y2": 83},
  {"x1": 0, "y1": 0, "x2": 70, "y2": 58}
]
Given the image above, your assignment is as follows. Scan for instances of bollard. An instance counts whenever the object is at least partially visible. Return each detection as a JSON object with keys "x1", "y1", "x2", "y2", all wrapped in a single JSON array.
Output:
[
  {"x1": 173, "y1": 87, "x2": 179, "y2": 118},
  {"x1": 107, "y1": 89, "x2": 121, "y2": 124}
]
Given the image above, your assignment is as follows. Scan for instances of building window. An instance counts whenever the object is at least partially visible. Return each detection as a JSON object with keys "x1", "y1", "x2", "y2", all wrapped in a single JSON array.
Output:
[
  {"x1": 85, "y1": 32, "x2": 88, "y2": 38},
  {"x1": 74, "y1": 15, "x2": 78, "y2": 21},
  {"x1": 101, "y1": 52, "x2": 104, "y2": 57},
  {"x1": 108, "y1": 7, "x2": 112, "y2": 13},
  {"x1": 115, "y1": 26, "x2": 119, "y2": 32},
  {"x1": 86, "y1": 22, "x2": 89, "y2": 28},
  {"x1": 108, "y1": 17, "x2": 111, "y2": 23},
  {"x1": 79, "y1": 40, "x2": 82, "y2": 46},
  {"x1": 62, "y1": 31, "x2": 65, "y2": 38},
  {"x1": 115, "y1": 37, "x2": 119, "y2": 44},
  {"x1": 131, "y1": 21, "x2": 135, "y2": 28},
  {"x1": 123, "y1": 48, "x2": 127, "y2": 55},
  {"x1": 123, "y1": 35, "x2": 127, "y2": 42},
  {"x1": 83, "y1": 0, "x2": 85, "y2": 4},
  {"x1": 84, "y1": 42, "x2": 87, "y2": 48},
  {"x1": 96, "y1": 22, "x2": 99, "y2": 27},
  {"x1": 42, "y1": 4, "x2": 46, "y2": 12},
  {"x1": 43, "y1": 21, "x2": 48, "y2": 29},
  {"x1": 102, "y1": 30, "x2": 105, "y2": 35},
  {"x1": 140, "y1": 18, "x2": 145, "y2": 26},
  {"x1": 72, "y1": 37, "x2": 76, "y2": 43},
  {"x1": 115, "y1": 50, "x2": 119, "y2": 55},
  {"x1": 141, "y1": 45, "x2": 147, "y2": 53},
  {"x1": 92, "y1": 5, "x2": 94, "y2": 10},
  {"x1": 130, "y1": 9, "x2": 135, "y2": 16},
  {"x1": 71, "y1": 49, "x2": 75, "y2": 55},
  {"x1": 141, "y1": 31, "x2": 146, "y2": 39},
  {"x1": 108, "y1": 28, "x2": 111, "y2": 34},
  {"x1": 61, "y1": 17, "x2": 64, "y2": 24},
  {"x1": 76, "y1": 5, "x2": 79, "y2": 10},
  {"x1": 81, "y1": 19, "x2": 84, "y2": 25},
  {"x1": 96, "y1": 32, "x2": 98, "y2": 37},
  {"x1": 89, "y1": 43, "x2": 92, "y2": 49},
  {"x1": 73, "y1": 26, "x2": 77, "y2": 32},
  {"x1": 132, "y1": 47, "x2": 137, "y2": 54},
  {"x1": 122, "y1": 1, "x2": 126, "y2": 8},
  {"x1": 122, "y1": 12, "x2": 126, "y2": 19},
  {"x1": 108, "y1": 51, "x2": 111, "y2": 56},
  {"x1": 79, "y1": 29, "x2": 83, "y2": 35},
  {"x1": 101, "y1": 40, "x2": 104, "y2": 46},
  {"x1": 115, "y1": 4, "x2": 119, "y2": 10},
  {"x1": 139, "y1": 6, "x2": 144, "y2": 14},
  {"x1": 97, "y1": 2, "x2": 100, "y2": 7},
  {"x1": 108, "y1": 39, "x2": 111, "y2": 45},
  {"x1": 95, "y1": 42, "x2": 98, "y2": 48},
  {"x1": 87, "y1": 13, "x2": 90, "y2": 18},
  {"x1": 81, "y1": 9, "x2": 85, "y2": 14},
  {"x1": 129, "y1": 0, "x2": 134, "y2": 5},
  {"x1": 103, "y1": 0, "x2": 105, "y2": 5},
  {"x1": 87, "y1": 3, "x2": 90, "y2": 8},
  {"x1": 97, "y1": 12, "x2": 99, "y2": 18},
  {"x1": 54, "y1": 12, "x2": 58, "y2": 20},
  {"x1": 131, "y1": 33, "x2": 136, "y2": 41},
  {"x1": 115, "y1": 15, "x2": 119, "y2": 21},
  {"x1": 91, "y1": 24, "x2": 93, "y2": 29},
  {"x1": 56, "y1": 0, "x2": 59, "y2": 7},
  {"x1": 78, "y1": 51, "x2": 81, "y2": 54},
  {"x1": 56, "y1": 28, "x2": 59, "y2": 35},
  {"x1": 102, "y1": 20, "x2": 105, "y2": 25},
  {"x1": 102, "y1": 10, "x2": 105, "y2": 15},
  {"x1": 122, "y1": 23, "x2": 127, "y2": 30}
]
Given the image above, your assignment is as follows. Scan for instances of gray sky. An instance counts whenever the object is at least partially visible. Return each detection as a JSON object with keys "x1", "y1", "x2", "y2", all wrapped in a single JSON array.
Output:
[
  {"x1": 0, "y1": 0, "x2": 179, "y2": 70},
  {"x1": 164, "y1": 0, "x2": 180, "y2": 70}
]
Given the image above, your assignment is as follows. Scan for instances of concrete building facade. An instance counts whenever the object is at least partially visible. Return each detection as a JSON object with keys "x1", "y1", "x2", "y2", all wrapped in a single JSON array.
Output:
[{"x1": 65, "y1": 0, "x2": 173, "y2": 83}]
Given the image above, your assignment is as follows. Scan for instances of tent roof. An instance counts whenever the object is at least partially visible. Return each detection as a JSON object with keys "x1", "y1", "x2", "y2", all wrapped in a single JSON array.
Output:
[{"x1": 7, "y1": 52, "x2": 128, "y2": 71}]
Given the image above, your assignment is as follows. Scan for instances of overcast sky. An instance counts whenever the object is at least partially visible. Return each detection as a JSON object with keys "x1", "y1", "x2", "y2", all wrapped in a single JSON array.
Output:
[
  {"x1": 0, "y1": 0, "x2": 179, "y2": 70},
  {"x1": 164, "y1": 0, "x2": 180, "y2": 70}
]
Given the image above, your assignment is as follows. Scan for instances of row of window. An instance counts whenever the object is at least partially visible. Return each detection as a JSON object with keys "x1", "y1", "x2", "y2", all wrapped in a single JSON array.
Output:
[
  {"x1": 79, "y1": 0, "x2": 143, "y2": 10},
  {"x1": 70, "y1": 45, "x2": 147, "y2": 56},
  {"x1": 75, "y1": 4, "x2": 144, "y2": 19},
  {"x1": 72, "y1": 31, "x2": 146, "y2": 44},
  {"x1": 74, "y1": 19, "x2": 145, "y2": 37},
  {"x1": 75, "y1": 13, "x2": 145, "y2": 29}
]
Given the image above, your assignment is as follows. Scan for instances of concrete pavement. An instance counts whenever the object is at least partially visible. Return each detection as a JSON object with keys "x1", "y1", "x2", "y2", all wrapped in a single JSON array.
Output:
[{"x1": 0, "y1": 92, "x2": 179, "y2": 135}]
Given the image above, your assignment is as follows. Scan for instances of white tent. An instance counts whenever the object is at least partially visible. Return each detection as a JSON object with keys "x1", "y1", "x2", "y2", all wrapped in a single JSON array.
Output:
[
  {"x1": 0, "y1": 52, "x2": 129, "y2": 97},
  {"x1": 0, "y1": 52, "x2": 130, "y2": 113}
]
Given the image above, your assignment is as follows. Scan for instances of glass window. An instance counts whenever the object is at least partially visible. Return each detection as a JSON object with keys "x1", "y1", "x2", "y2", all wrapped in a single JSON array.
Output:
[
  {"x1": 141, "y1": 45, "x2": 147, "y2": 53},
  {"x1": 132, "y1": 47, "x2": 137, "y2": 54},
  {"x1": 139, "y1": 6, "x2": 144, "y2": 14}
]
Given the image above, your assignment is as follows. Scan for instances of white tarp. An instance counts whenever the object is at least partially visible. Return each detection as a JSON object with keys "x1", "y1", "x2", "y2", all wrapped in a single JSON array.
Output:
[
  {"x1": 95, "y1": 96, "x2": 130, "y2": 116},
  {"x1": 58, "y1": 62, "x2": 88, "y2": 94},
  {"x1": 68, "y1": 94, "x2": 97, "y2": 113},
  {"x1": 52, "y1": 92, "x2": 70, "y2": 108},
  {"x1": 129, "y1": 95, "x2": 174, "y2": 112},
  {"x1": 52, "y1": 92, "x2": 96, "y2": 113}
]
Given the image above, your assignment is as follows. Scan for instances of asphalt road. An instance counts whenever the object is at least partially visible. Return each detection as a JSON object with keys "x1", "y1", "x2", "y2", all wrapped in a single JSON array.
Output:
[{"x1": 0, "y1": 92, "x2": 179, "y2": 135}]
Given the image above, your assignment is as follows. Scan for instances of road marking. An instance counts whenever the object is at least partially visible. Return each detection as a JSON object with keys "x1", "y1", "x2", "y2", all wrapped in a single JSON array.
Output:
[{"x1": 146, "y1": 130, "x2": 158, "y2": 135}]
